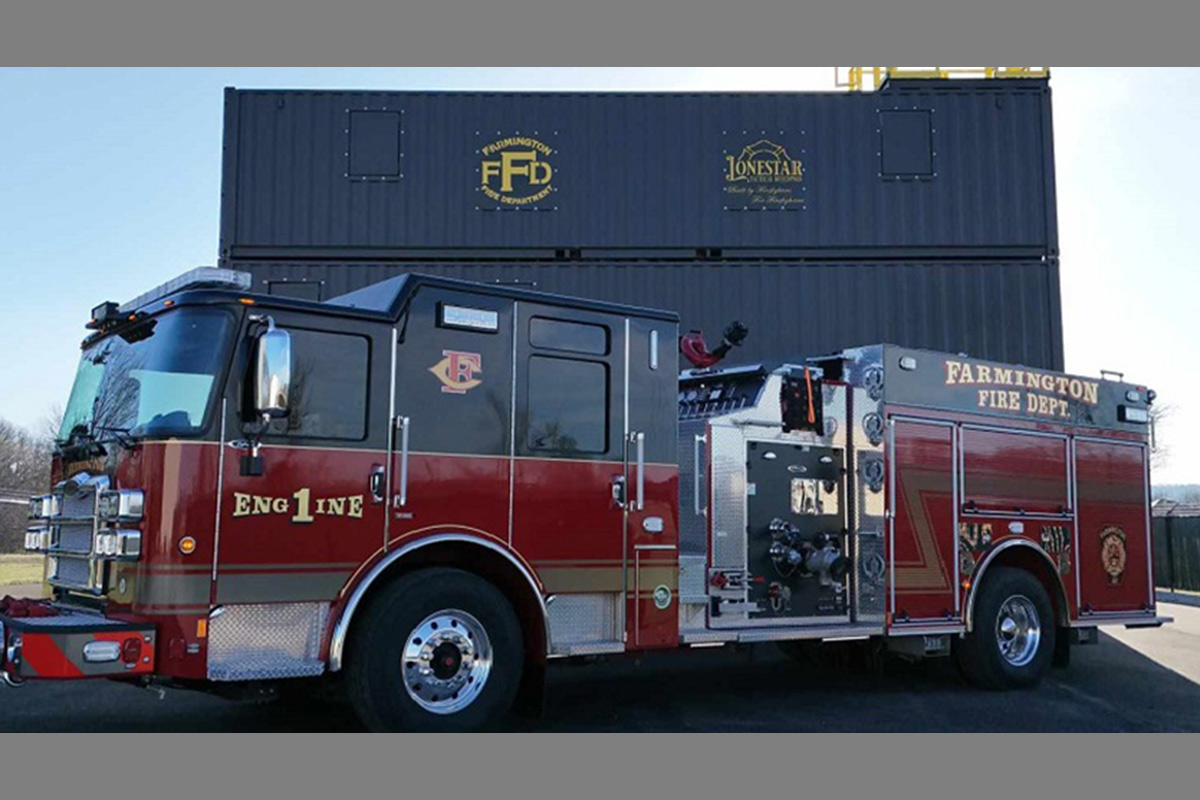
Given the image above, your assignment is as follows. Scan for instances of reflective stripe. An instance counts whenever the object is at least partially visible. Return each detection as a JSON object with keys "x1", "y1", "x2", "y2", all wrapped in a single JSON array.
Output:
[
  {"x1": 216, "y1": 571, "x2": 352, "y2": 604},
  {"x1": 139, "y1": 573, "x2": 212, "y2": 607}
]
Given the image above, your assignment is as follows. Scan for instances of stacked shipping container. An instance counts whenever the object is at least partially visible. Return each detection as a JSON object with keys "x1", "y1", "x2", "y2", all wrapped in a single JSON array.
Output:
[{"x1": 219, "y1": 77, "x2": 1061, "y2": 368}]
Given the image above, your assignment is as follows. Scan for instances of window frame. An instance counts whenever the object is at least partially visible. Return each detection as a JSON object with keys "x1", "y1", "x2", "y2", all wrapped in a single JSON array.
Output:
[
  {"x1": 266, "y1": 325, "x2": 373, "y2": 443},
  {"x1": 529, "y1": 315, "x2": 611, "y2": 357},
  {"x1": 524, "y1": 353, "x2": 611, "y2": 456}
]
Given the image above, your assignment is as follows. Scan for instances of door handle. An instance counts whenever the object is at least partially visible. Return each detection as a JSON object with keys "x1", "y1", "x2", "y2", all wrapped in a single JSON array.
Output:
[
  {"x1": 394, "y1": 416, "x2": 411, "y2": 507},
  {"x1": 611, "y1": 475, "x2": 627, "y2": 508},
  {"x1": 633, "y1": 431, "x2": 645, "y2": 511},
  {"x1": 369, "y1": 464, "x2": 385, "y2": 503}
]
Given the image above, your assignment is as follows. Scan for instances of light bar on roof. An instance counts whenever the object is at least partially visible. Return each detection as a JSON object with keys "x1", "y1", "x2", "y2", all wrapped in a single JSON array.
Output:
[{"x1": 118, "y1": 267, "x2": 253, "y2": 313}]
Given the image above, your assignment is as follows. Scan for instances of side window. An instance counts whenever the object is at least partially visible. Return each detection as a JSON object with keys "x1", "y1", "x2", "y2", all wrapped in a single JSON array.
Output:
[
  {"x1": 526, "y1": 356, "x2": 608, "y2": 454},
  {"x1": 529, "y1": 317, "x2": 609, "y2": 356},
  {"x1": 269, "y1": 328, "x2": 369, "y2": 440}
]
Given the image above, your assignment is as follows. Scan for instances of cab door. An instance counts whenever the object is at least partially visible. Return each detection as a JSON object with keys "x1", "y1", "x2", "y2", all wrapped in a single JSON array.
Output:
[
  {"x1": 511, "y1": 303, "x2": 627, "y2": 651},
  {"x1": 389, "y1": 288, "x2": 515, "y2": 551},
  {"x1": 217, "y1": 314, "x2": 389, "y2": 608}
]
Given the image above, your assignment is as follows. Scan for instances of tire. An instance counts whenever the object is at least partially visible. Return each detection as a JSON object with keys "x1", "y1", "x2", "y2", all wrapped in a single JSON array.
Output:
[
  {"x1": 954, "y1": 567, "x2": 1056, "y2": 690},
  {"x1": 345, "y1": 567, "x2": 524, "y2": 731}
]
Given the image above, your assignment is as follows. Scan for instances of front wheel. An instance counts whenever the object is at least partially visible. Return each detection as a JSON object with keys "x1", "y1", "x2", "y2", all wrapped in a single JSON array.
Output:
[
  {"x1": 345, "y1": 568, "x2": 524, "y2": 731},
  {"x1": 955, "y1": 567, "x2": 1056, "y2": 690}
]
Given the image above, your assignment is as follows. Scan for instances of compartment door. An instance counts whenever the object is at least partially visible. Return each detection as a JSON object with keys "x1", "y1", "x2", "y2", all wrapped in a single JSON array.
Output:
[
  {"x1": 625, "y1": 317, "x2": 680, "y2": 648},
  {"x1": 889, "y1": 418, "x2": 958, "y2": 623},
  {"x1": 1075, "y1": 439, "x2": 1152, "y2": 614}
]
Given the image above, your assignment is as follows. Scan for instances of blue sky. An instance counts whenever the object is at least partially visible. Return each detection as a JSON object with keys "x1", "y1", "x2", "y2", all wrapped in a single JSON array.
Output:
[{"x1": 1, "y1": 68, "x2": 1196, "y2": 483}]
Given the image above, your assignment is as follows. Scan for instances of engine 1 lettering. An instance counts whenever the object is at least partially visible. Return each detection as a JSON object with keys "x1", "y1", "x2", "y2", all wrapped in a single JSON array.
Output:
[{"x1": 231, "y1": 488, "x2": 364, "y2": 523}]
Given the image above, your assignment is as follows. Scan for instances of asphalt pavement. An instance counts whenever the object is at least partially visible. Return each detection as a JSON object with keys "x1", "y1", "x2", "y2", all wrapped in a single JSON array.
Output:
[{"x1": 1, "y1": 592, "x2": 1197, "y2": 731}]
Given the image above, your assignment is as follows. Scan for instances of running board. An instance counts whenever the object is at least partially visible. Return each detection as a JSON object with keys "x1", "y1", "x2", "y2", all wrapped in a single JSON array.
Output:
[
  {"x1": 681, "y1": 624, "x2": 883, "y2": 645},
  {"x1": 1069, "y1": 615, "x2": 1173, "y2": 630}
]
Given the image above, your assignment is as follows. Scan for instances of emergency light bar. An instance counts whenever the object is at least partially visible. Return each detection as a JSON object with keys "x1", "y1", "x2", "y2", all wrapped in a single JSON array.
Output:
[{"x1": 118, "y1": 267, "x2": 252, "y2": 313}]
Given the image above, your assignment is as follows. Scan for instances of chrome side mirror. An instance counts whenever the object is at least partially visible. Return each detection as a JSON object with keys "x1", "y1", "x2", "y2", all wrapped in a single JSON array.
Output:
[{"x1": 254, "y1": 318, "x2": 291, "y2": 418}]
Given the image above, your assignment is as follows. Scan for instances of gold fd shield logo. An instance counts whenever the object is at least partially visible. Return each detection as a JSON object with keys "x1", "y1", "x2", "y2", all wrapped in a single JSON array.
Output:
[
  {"x1": 1099, "y1": 526, "x2": 1128, "y2": 586},
  {"x1": 480, "y1": 137, "x2": 554, "y2": 206},
  {"x1": 430, "y1": 350, "x2": 483, "y2": 394}
]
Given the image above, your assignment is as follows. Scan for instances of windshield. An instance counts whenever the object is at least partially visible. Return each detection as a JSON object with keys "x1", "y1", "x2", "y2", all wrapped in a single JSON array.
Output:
[{"x1": 59, "y1": 307, "x2": 235, "y2": 441}]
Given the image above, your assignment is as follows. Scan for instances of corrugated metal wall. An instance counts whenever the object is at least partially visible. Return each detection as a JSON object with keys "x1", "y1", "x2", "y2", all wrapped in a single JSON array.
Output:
[
  {"x1": 1154, "y1": 516, "x2": 1200, "y2": 592},
  {"x1": 222, "y1": 79, "x2": 1062, "y2": 371},
  {"x1": 220, "y1": 80, "x2": 1056, "y2": 258},
  {"x1": 240, "y1": 260, "x2": 1064, "y2": 370}
]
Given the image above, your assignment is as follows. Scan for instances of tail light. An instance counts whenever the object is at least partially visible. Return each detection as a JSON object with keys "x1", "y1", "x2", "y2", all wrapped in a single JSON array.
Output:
[{"x1": 121, "y1": 636, "x2": 143, "y2": 665}]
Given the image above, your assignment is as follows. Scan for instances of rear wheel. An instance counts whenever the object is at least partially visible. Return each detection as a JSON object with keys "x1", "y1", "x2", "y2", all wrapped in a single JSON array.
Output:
[
  {"x1": 345, "y1": 567, "x2": 523, "y2": 731},
  {"x1": 955, "y1": 567, "x2": 1055, "y2": 690}
]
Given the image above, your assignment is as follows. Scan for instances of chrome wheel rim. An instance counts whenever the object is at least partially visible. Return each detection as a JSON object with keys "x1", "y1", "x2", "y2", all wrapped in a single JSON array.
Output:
[
  {"x1": 995, "y1": 594, "x2": 1041, "y2": 667},
  {"x1": 401, "y1": 609, "x2": 493, "y2": 715}
]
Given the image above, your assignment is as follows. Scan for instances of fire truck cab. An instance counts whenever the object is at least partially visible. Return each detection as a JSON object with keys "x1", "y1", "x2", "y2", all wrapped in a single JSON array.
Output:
[{"x1": 3, "y1": 268, "x2": 1169, "y2": 730}]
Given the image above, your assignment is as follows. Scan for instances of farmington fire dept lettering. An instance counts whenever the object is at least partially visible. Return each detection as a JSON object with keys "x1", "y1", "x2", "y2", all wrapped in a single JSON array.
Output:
[
  {"x1": 232, "y1": 488, "x2": 364, "y2": 523},
  {"x1": 480, "y1": 136, "x2": 555, "y2": 206},
  {"x1": 429, "y1": 350, "x2": 483, "y2": 394},
  {"x1": 944, "y1": 359, "x2": 1100, "y2": 419}
]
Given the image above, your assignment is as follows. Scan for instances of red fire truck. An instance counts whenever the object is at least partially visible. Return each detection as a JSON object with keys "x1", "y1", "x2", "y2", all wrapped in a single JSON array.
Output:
[{"x1": 2, "y1": 268, "x2": 1169, "y2": 730}]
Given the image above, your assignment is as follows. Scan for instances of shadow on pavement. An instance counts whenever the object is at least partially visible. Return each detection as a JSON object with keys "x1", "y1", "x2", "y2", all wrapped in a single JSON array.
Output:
[{"x1": 1, "y1": 630, "x2": 1197, "y2": 731}]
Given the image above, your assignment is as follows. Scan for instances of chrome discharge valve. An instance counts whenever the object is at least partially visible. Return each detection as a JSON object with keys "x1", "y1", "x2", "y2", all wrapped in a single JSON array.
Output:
[{"x1": 767, "y1": 518, "x2": 849, "y2": 586}]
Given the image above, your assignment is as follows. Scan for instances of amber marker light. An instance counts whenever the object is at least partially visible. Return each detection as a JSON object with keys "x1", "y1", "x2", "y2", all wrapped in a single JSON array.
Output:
[
  {"x1": 239, "y1": 297, "x2": 256, "y2": 305},
  {"x1": 179, "y1": 536, "x2": 197, "y2": 555}
]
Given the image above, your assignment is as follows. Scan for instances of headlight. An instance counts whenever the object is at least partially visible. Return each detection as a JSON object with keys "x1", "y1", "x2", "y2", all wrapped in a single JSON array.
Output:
[
  {"x1": 1119, "y1": 406, "x2": 1149, "y2": 424},
  {"x1": 95, "y1": 532, "x2": 117, "y2": 557},
  {"x1": 98, "y1": 489, "x2": 144, "y2": 522},
  {"x1": 116, "y1": 530, "x2": 142, "y2": 559},
  {"x1": 93, "y1": 530, "x2": 141, "y2": 560},
  {"x1": 24, "y1": 528, "x2": 50, "y2": 552},
  {"x1": 27, "y1": 494, "x2": 56, "y2": 520}
]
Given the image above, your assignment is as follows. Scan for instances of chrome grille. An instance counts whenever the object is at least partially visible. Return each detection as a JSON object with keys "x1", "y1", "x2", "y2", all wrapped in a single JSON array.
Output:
[
  {"x1": 60, "y1": 492, "x2": 94, "y2": 519},
  {"x1": 43, "y1": 473, "x2": 108, "y2": 593},
  {"x1": 53, "y1": 555, "x2": 92, "y2": 588},
  {"x1": 56, "y1": 522, "x2": 93, "y2": 554}
]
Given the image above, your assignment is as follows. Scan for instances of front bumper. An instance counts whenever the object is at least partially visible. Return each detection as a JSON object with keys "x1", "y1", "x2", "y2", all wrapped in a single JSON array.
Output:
[{"x1": 1, "y1": 598, "x2": 156, "y2": 682}]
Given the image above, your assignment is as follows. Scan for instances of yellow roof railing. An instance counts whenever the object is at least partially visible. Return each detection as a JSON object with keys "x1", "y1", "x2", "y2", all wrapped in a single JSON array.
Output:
[{"x1": 835, "y1": 68, "x2": 1049, "y2": 92}]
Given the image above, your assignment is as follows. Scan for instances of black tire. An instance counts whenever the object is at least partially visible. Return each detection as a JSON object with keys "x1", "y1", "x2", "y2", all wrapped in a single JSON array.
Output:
[
  {"x1": 954, "y1": 567, "x2": 1056, "y2": 690},
  {"x1": 345, "y1": 567, "x2": 524, "y2": 731}
]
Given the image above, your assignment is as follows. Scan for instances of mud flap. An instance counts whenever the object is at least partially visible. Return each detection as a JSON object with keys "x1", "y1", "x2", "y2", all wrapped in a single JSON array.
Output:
[
  {"x1": 1052, "y1": 627, "x2": 1071, "y2": 669},
  {"x1": 511, "y1": 658, "x2": 547, "y2": 719}
]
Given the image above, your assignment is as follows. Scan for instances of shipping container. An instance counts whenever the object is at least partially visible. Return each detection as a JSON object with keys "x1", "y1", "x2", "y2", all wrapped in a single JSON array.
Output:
[
  {"x1": 219, "y1": 80, "x2": 1057, "y2": 260},
  {"x1": 240, "y1": 259, "x2": 1064, "y2": 370}
]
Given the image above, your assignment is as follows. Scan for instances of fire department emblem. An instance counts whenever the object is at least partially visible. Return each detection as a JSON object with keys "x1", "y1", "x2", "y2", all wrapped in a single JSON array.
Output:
[
  {"x1": 479, "y1": 136, "x2": 555, "y2": 206},
  {"x1": 429, "y1": 350, "x2": 483, "y2": 394},
  {"x1": 1099, "y1": 526, "x2": 1128, "y2": 586}
]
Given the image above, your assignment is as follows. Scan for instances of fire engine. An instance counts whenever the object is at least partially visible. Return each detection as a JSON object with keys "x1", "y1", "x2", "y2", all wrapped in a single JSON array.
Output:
[{"x1": 1, "y1": 268, "x2": 1169, "y2": 730}]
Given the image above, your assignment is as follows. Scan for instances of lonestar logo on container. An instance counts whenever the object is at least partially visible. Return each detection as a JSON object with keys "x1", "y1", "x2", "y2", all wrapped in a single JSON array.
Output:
[
  {"x1": 429, "y1": 350, "x2": 483, "y2": 394},
  {"x1": 724, "y1": 139, "x2": 804, "y2": 184}
]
